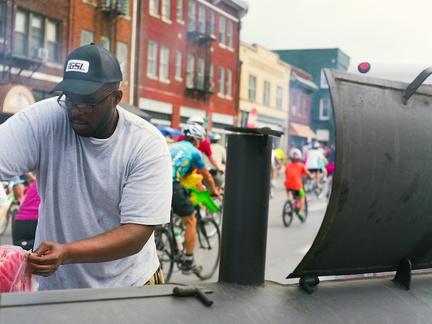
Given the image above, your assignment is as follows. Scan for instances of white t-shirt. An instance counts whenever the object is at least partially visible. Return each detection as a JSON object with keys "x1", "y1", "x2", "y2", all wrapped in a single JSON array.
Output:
[
  {"x1": 0, "y1": 98, "x2": 172, "y2": 290},
  {"x1": 305, "y1": 149, "x2": 325, "y2": 170}
]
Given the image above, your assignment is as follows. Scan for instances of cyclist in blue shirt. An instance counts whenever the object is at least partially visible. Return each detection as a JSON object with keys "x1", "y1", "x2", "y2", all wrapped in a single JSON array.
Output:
[{"x1": 170, "y1": 124, "x2": 220, "y2": 274}]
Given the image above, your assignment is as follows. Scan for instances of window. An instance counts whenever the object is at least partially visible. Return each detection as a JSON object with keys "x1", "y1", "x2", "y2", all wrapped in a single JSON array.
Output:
[
  {"x1": 208, "y1": 63, "x2": 215, "y2": 92},
  {"x1": 227, "y1": 20, "x2": 233, "y2": 48},
  {"x1": 14, "y1": 10, "x2": 61, "y2": 63},
  {"x1": 161, "y1": 0, "x2": 171, "y2": 20},
  {"x1": 46, "y1": 20, "x2": 60, "y2": 63},
  {"x1": 100, "y1": 36, "x2": 110, "y2": 50},
  {"x1": 219, "y1": 16, "x2": 226, "y2": 44},
  {"x1": 218, "y1": 67, "x2": 225, "y2": 95},
  {"x1": 186, "y1": 55, "x2": 195, "y2": 88},
  {"x1": 248, "y1": 75, "x2": 256, "y2": 101},
  {"x1": 147, "y1": 40, "x2": 158, "y2": 77},
  {"x1": 210, "y1": 11, "x2": 215, "y2": 35},
  {"x1": 226, "y1": 69, "x2": 232, "y2": 98},
  {"x1": 263, "y1": 81, "x2": 270, "y2": 106},
  {"x1": 117, "y1": 42, "x2": 128, "y2": 80},
  {"x1": 81, "y1": 30, "x2": 93, "y2": 46},
  {"x1": 31, "y1": 15, "x2": 44, "y2": 53},
  {"x1": 159, "y1": 45, "x2": 170, "y2": 80},
  {"x1": 187, "y1": 0, "x2": 196, "y2": 31},
  {"x1": 150, "y1": 0, "x2": 159, "y2": 16},
  {"x1": 14, "y1": 11, "x2": 28, "y2": 56},
  {"x1": 0, "y1": 2, "x2": 5, "y2": 37},
  {"x1": 175, "y1": 50, "x2": 182, "y2": 79},
  {"x1": 198, "y1": 6, "x2": 206, "y2": 34},
  {"x1": 177, "y1": 0, "x2": 183, "y2": 21},
  {"x1": 320, "y1": 69, "x2": 328, "y2": 88},
  {"x1": 197, "y1": 59, "x2": 205, "y2": 90},
  {"x1": 320, "y1": 98, "x2": 331, "y2": 120},
  {"x1": 276, "y1": 86, "x2": 283, "y2": 110}
]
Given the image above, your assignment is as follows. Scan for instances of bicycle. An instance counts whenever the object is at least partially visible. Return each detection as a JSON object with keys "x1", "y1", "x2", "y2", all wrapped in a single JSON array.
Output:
[
  {"x1": 303, "y1": 172, "x2": 324, "y2": 198},
  {"x1": 282, "y1": 190, "x2": 308, "y2": 227},
  {"x1": 0, "y1": 181, "x2": 21, "y2": 235},
  {"x1": 154, "y1": 190, "x2": 221, "y2": 282}
]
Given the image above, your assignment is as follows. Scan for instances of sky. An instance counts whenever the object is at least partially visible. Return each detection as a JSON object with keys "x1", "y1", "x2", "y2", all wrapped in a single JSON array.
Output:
[{"x1": 239, "y1": 0, "x2": 432, "y2": 82}]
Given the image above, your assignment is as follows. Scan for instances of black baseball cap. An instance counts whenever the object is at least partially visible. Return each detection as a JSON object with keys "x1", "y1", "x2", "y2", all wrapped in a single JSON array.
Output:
[{"x1": 49, "y1": 43, "x2": 123, "y2": 95}]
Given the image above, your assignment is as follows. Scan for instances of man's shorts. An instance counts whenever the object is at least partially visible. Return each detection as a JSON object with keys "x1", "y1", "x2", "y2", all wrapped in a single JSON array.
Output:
[
  {"x1": 172, "y1": 182, "x2": 195, "y2": 217},
  {"x1": 307, "y1": 168, "x2": 321, "y2": 174}
]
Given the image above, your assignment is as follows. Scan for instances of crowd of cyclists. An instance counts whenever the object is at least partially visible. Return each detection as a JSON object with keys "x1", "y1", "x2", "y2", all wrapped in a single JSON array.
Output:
[
  {"x1": 1, "y1": 111, "x2": 334, "y2": 280},
  {"x1": 283, "y1": 139, "x2": 336, "y2": 221}
]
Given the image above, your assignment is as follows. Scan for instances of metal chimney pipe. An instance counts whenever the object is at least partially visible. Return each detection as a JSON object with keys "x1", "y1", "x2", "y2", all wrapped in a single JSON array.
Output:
[{"x1": 218, "y1": 129, "x2": 276, "y2": 286}]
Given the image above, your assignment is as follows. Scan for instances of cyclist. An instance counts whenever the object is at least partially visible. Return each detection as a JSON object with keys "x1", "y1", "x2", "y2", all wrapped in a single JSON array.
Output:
[
  {"x1": 206, "y1": 133, "x2": 226, "y2": 191},
  {"x1": 284, "y1": 148, "x2": 313, "y2": 222},
  {"x1": 305, "y1": 141, "x2": 328, "y2": 189},
  {"x1": 13, "y1": 179, "x2": 40, "y2": 250},
  {"x1": 170, "y1": 124, "x2": 221, "y2": 274},
  {"x1": 178, "y1": 116, "x2": 225, "y2": 174}
]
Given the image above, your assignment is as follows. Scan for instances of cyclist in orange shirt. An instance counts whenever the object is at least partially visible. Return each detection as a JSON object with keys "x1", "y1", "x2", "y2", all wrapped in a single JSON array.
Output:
[{"x1": 284, "y1": 148, "x2": 313, "y2": 222}]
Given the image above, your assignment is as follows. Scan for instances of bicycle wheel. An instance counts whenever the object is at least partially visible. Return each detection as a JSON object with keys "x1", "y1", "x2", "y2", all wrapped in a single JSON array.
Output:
[
  {"x1": 282, "y1": 200, "x2": 293, "y2": 227},
  {"x1": 194, "y1": 217, "x2": 221, "y2": 280},
  {"x1": 154, "y1": 226, "x2": 175, "y2": 282}
]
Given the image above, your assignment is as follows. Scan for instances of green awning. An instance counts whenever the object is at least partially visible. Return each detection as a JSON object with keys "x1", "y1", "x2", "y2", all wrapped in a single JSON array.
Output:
[{"x1": 291, "y1": 73, "x2": 319, "y2": 90}]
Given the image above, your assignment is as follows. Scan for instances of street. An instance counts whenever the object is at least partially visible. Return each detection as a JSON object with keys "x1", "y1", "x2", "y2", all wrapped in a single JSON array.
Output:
[{"x1": 0, "y1": 173, "x2": 329, "y2": 285}]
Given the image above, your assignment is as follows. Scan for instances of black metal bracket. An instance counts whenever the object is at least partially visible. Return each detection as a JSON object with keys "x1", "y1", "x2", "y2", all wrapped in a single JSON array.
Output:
[
  {"x1": 299, "y1": 276, "x2": 320, "y2": 294},
  {"x1": 392, "y1": 258, "x2": 412, "y2": 290},
  {"x1": 402, "y1": 67, "x2": 432, "y2": 104},
  {"x1": 224, "y1": 126, "x2": 284, "y2": 138},
  {"x1": 173, "y1": 285, "x2": 213, "y2": 307}
]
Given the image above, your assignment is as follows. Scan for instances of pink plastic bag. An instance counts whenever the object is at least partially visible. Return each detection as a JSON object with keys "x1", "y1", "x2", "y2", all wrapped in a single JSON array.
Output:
[{"x1": 0, "y1": 245, "x2": 38, "y2": 293}]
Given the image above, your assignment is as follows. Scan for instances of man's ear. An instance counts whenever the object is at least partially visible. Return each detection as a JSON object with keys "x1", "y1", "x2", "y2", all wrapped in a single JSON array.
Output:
[{"x1": 114, "y1": 89, "x2": 123, "y2": 105}]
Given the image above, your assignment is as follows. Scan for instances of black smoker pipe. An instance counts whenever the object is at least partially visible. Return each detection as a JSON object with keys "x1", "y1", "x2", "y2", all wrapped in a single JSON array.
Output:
[{"x1": 218, "y1": 127, "x2": 283, "y2": 286}]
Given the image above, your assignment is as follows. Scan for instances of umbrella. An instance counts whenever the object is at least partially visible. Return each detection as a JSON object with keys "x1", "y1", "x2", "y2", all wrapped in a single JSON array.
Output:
[{"x1": 155, "y1": 125, "x2": 182, "y2": 137}]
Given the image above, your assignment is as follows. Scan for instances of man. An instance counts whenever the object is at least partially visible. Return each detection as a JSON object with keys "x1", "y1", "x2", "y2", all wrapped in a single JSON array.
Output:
[
  {"x1": 206, "y1": 133, "x2": 226, "y2": 190},
  {"x1": 178, "y1": 116, "x2": 225, "y2": 173},
  {"x1": 170, "y1": 124, "x2": 220, "y2": 274},
  {"x1": 0, "y1": 43, "x2": 172, "y2": 290}
]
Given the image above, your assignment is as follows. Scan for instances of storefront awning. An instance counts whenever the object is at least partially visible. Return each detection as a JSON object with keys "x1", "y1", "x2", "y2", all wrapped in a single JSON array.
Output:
[
  {"x1": 291, "y1": 73, "x2": 319, "y2": 90},
  {"x1": 289, "y1": 122, "x2": 317, "y2": 139}
]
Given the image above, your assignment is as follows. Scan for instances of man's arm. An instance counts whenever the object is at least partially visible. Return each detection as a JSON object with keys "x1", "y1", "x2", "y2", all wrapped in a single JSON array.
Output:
[
  {"x1": 199, "y1": 167, "x2": 222, "y2": 199},
  {"x1": 208, "y1": 154, "x2": 225, "y2": 172},
  {"x1": 28, "y1": 223, "x2": 154, "y2": 277}
]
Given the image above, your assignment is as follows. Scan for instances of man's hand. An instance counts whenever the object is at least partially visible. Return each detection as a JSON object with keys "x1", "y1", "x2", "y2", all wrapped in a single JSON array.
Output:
[
  {"x1": 28, "y1": 241, "x2": 68, "y2": 277},
  {"x1": 209, "y1": 188, "x2": 223, "y2": 201}
]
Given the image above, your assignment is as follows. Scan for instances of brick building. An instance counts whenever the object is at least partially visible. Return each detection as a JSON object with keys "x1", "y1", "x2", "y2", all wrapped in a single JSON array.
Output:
[
  {"x1": 0, "y1": 0, "x2": 248, "y2": 134},
  {"x1": 0, "y1": 0, "x2": 133, "y2": 113},
  {"x1": 136, "y1": 0, "x2": 248, "y2": 134}
]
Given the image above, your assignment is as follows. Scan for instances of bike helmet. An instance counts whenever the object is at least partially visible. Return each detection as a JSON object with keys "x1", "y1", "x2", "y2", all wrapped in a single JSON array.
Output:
[
  {"x1": 312, "y1": 141, "x2": 320, "y2": 149},
  {"x1": 209, "y1": 133, "x2": 221, "y2": 141},
  {"x1": 186, "y1": 116, "x2": 208, "y2": 128},
  {"x1": 183, "y1": 124, "x2": 206, "y2": 140},
  {"x1": 289, "y1": 148, "x2": 302, "y2": 160}
]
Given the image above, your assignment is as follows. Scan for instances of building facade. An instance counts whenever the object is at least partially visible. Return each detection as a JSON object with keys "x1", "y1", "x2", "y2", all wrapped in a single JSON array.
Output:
[
  {"x1": 0, "y1": 0, "x2": 134, "y2": 113},
  {"x1": 288, "y1": 66, "x2": 318, "y2": 150},
  {"x1": 136, "y1": 0, "x2": 248, "y2": 135},
  {"x1": 238, "y1": 42, "x2": 290, "y2": 151},
  {"x1": 274, "y1": 48, "x2": 350, "y2": 146}
]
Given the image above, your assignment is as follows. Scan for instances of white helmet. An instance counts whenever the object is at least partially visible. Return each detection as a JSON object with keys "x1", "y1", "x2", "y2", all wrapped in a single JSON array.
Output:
[
  {"x1": 187, "y1": 116, "x2": 207, "y2": 128},
  {"x1": 183, "y1": 124, "x2": 206, "y2": 140},
  {"x1": 289, "y1": 148, "x2": 302, "y2": 160}
]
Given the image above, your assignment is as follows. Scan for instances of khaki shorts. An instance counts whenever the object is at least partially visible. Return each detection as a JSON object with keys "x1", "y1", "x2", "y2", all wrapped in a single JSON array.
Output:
[{"x1": 144, "y1": 267, "x2": 165, "y2": 285}]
